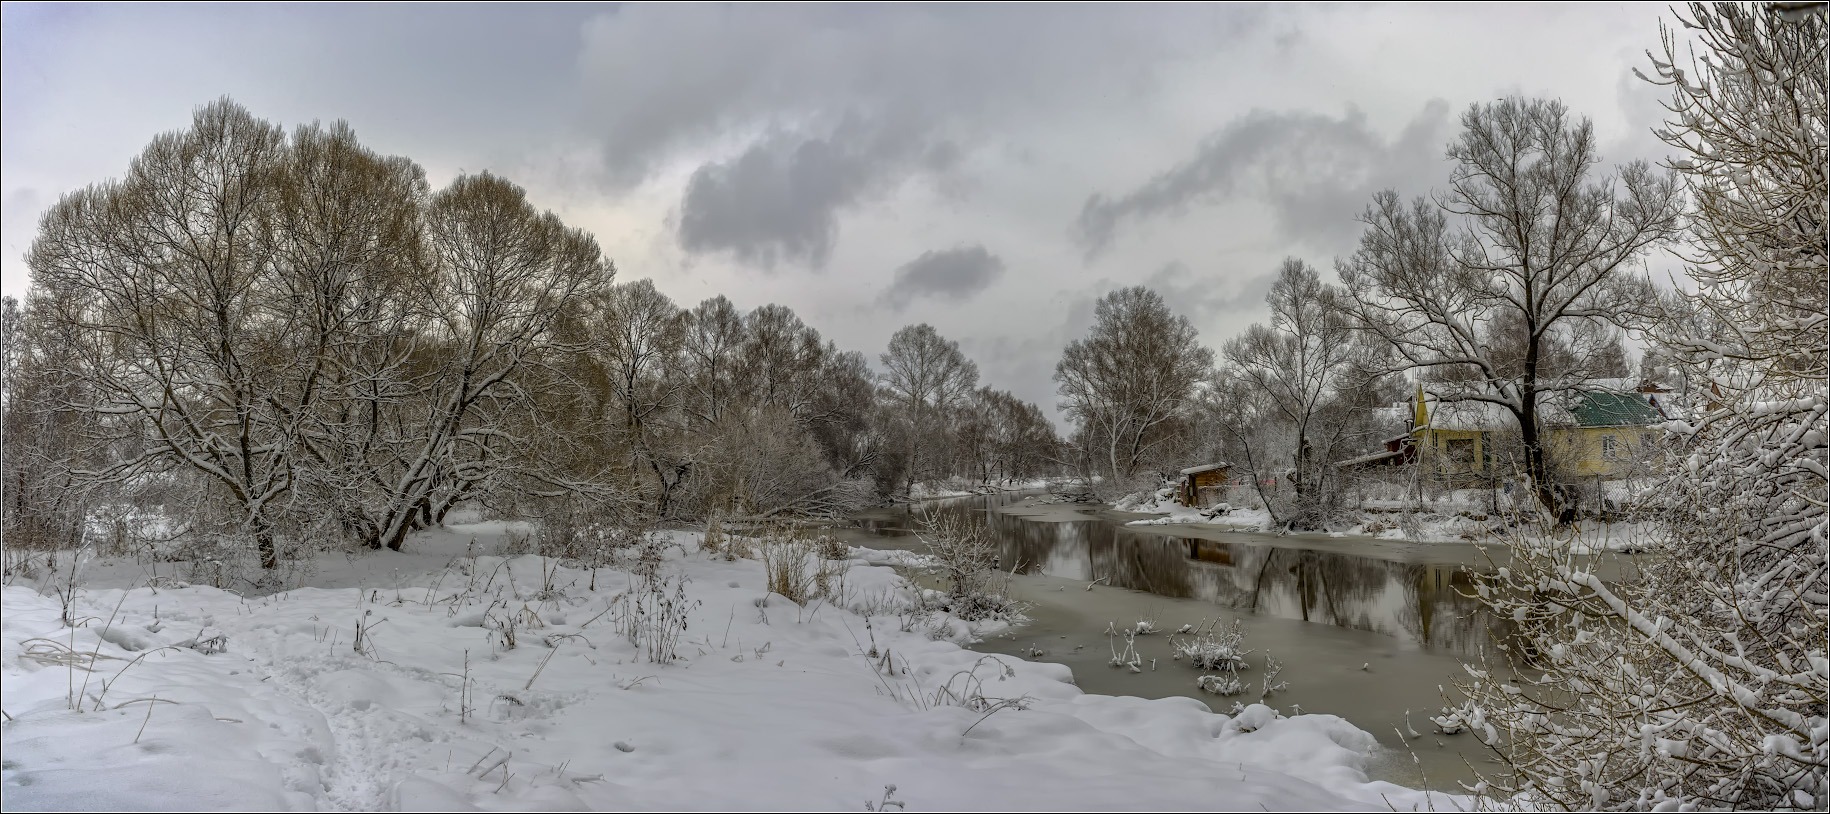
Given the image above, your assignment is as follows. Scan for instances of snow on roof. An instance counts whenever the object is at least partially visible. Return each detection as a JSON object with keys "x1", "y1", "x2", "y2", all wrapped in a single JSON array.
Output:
[
  {"x1": 1179, "y1": 463, "x2": 1230, "y2": 475},
  {"x1": 1333, "y1": 449, "x2": 1405, "y2": 468},
  {"x1": 1586, "y1": 377, "x2": 1639, "y2": 393},
  {"x1": 1424, "y1": 399, "x2": 1518, "y2": 431}
]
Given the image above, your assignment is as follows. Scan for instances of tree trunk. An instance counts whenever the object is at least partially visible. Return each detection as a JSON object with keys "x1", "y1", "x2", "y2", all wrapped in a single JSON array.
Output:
[
  {"x1": 253, "y1": 516, "x2": 279, "y2": 570},
  {"x1": 1517, "y1": 405, "x2": 1571, "y2": 523}
]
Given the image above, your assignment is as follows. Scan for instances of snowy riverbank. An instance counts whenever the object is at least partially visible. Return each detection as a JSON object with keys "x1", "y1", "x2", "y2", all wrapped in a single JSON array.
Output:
[
  {"x1": 0, "y1": 522, "x2": 1455, "y2": 811},
  {"x1": 1114, "y1": 485, "x2": 1660, "y2": 552}
]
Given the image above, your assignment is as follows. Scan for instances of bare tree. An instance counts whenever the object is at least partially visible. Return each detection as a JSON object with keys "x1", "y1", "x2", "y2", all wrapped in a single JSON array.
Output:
[
  {"x1": 1338, "y1": 97, "x2": 1683, "y2": 519},
  {"x1": 360, "y1": 172, "x2": 610, "y2": 549},
  {"x1": 879, "y1": 323, "x2": 979, "y2": 491},
  {"x1": 1221, "y1": 258, "x2": 1380, "y2": 528},
  {"x1": 738, "y1": 304, "x2": 827, "y2": 419},
  {"x1": 1054, "y1": 286, "x2": 1212, "y2": 487},
  {"x1": 28, "y1": 100, "x2": 302, "y2": 568},
  {"x1": 1, "y1": 296, "x2": 101, "y2": 553},
  {"x1": 679, "y1": 295, "x2": 746, "y2": 427}
]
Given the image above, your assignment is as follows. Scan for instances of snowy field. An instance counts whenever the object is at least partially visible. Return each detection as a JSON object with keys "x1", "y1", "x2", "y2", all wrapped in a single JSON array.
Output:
[{"x1": 0, "y1": 522, "x2": 1455, "y2": 811}]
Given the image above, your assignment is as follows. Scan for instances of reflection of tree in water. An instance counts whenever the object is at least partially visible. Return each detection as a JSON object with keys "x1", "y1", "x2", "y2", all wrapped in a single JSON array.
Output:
[
  {"x1": 1089, "y1": 530, "x2": 1195, "y2": 598},
  {"x1": 1189, "y1": 541, "x2": 1503, "y2": 654},
  {"x1": 885, "y1": 494, "x2": 1511, "y2": 656}
]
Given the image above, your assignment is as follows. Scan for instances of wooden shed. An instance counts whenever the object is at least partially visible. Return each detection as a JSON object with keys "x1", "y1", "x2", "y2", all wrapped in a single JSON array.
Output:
[{"x1": 1177, "y1": 463, "x2": 1232, "y2": 508}]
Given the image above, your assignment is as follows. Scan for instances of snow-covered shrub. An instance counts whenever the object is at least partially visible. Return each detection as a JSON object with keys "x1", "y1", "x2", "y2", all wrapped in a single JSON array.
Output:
[
  {"x1": 1453, "y1": 6, "x2": 1827, "y2": 810},
  {"x1": 701, "y1": 513, "x2": 728, "y2": 557},
  {"x1": 1258, "y1": 654, "x2": 1287, "y2": 696},
  {"x1": 1227, "y1": 703, "x2": 1283, "y2": 734},
  {"x1": 811, "y1": 555, "x2": 849, "y2": 603},
  {"x1": 535, "y1": 496, "x2": 649, "y2": 573},
  {"x1": 814, "y1": 535, "x2": 849, "y2": 561},
  {"x1": 1196, "y1": 673, "x2": 1246, "y2": 696},
  {"x1": 1108, "y1": 626, "x2": 1141, "y2": 672},
  {"x1": 1113, "y1": 485, "x2": 1176, "y2": 513},
  {"x1": 1429, "y1": 701, "x2": 1475, "y2": 735},
  {"x1": 499, "y1": 529, "x2": 534, "y2": 557},
  {"x1": 1171, "y1": 619, "x2": 1252, "y2": 672},
  {"x1": 913, "y1": 509, "x2": 1023, "y2": 623}
]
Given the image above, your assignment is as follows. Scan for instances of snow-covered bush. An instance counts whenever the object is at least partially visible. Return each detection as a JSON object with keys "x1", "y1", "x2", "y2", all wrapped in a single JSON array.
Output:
[
  {"x1": 1113, "y1": 485, "x2": 1176, "y2": 513},
  {"x1": 814, "y1": 535, "x2": 850, "y2": 561},
  {"x1": 913, "y1": 509, "x2": 1023, "y2": 623},
  {"x1": 1196, "y1": 673, "x2": 1246, "y2": 696},
  {"x1": 1456, "y1": 8, "x2": 1827, "y2": 809},
  {"x1": 1171, "y1": 619, "x2": 1252, "y2": 672}
]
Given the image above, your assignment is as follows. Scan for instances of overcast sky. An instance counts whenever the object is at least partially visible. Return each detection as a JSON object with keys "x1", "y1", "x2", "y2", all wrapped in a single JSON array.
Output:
[{"x1": 0, "y1": 3, "x2": 1681, "y2": 422}]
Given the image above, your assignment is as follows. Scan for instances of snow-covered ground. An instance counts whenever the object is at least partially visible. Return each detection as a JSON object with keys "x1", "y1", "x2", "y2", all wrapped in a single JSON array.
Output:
[
  {"x1": 1, "y1": 522, "x2": 1452, "y2": 811},
  {"x1": 904, "y1": 478, "x2": 1059, "y2": 501},
  {"x1": 1115, "y1": 484, "x2": 1662, "y2": 552}
]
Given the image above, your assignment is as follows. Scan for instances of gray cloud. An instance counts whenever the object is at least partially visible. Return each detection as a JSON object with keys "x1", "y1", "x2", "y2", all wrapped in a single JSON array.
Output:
[
  {"x1": 677, "y1": 119, "x2": 959, "y2": 269},
  {"x1": 878, "y1": 246, "x2": 1005, "y2": 312},
  {"x1": 589, "y1": 4, "x2": 1267, "y2": 271},
  {"x1": 578, "y1": 5, "x2": 1252, "y2": 187},
  {"x1": 1143, "y1": 261, "x2": 1278, "y2": 323},
  {"x1": 1075, "y1": 100, "x2": 1453, "y2": 259},
  {"x1": 1, "y1": 3, "x2": 1679, "y2": 422}
]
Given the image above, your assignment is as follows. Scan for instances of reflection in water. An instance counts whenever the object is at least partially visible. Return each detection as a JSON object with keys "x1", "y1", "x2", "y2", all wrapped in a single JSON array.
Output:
[{"x1": 864, "y1": 494, "x2": 1510, "y2": 657}]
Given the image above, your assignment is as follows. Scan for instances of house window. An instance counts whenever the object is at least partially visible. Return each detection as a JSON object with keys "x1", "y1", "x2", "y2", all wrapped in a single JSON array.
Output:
[
  {"x1": 1446, "y1": 438, "x2": 1476, "y2": 468},
  {"x1": 1602, "y1": 435, "x2": 1620, "y2": 461},
  {"x1": 1480, "y1": 431, "x2": 1492, "y2": 473}
]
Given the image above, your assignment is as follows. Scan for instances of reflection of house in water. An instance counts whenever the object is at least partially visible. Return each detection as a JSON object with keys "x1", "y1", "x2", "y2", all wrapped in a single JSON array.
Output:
[
  {"x1": 1184, "y1": 538, "x2": 1233, "y2": 565},
  {"x1": 1410, "y1": 565, "x2": 1481, "y2": 647}
]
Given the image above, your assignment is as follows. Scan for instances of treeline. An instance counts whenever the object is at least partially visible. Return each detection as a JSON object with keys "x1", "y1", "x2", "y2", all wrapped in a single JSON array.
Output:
[
  {"x1": 1053, "y1": 94, "x2": 1669, "y2": 529},
  {"x1": 0, "y1": 100, "x2": 1059, "y2": 568}
]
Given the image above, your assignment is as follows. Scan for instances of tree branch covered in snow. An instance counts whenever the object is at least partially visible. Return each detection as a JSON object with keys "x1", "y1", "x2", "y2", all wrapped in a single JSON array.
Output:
[{"x1": 1459, "y1": 5, "x2": 1827, "y2": 809}]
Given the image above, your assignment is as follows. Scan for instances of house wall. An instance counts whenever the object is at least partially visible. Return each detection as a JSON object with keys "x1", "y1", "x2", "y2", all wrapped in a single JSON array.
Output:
[
  {"x1": 1420, "y1": 424, "x2": 1660, "y2": 481},
  {"x1": 1190, "y1": 470, "x2": 1229, "y2": 490},
  {"x1": 1546, "y1": 425, "x2": 1660, "y2": 478},
  {"x1": 1417, "y1": 428, "x2": 1494, "y2": 486}
]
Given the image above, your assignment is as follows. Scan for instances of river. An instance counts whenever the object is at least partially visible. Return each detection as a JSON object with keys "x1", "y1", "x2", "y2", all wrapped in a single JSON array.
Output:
[{"x1": 830, "y1": 490, "x2": 1626, "y2": 793}]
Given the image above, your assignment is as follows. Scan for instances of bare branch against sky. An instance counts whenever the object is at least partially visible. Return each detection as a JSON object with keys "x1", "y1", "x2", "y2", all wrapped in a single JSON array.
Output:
[{"x1": 0, "y1": 3, "x2": 1675, "y2": 422}]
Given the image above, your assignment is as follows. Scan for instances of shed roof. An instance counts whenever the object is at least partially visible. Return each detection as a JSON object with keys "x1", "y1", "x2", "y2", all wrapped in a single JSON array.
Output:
[{"x1": 1180, "y1": 463, "x2": 1230, "y2": 475}]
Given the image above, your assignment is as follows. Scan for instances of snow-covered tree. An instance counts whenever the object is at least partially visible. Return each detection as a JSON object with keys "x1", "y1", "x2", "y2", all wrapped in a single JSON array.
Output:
[
  {"x1": 1458, "y1": 5, "x2": 1826, "y2": 809},
  {"x1": 1339, "y1": 97, "x2": 1683, "y2": 519}
]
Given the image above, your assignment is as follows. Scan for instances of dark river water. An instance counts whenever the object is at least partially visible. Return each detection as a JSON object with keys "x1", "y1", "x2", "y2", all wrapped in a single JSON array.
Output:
[{"x1": 830, "y1": 490, "x2": 1635, "y2": 793}]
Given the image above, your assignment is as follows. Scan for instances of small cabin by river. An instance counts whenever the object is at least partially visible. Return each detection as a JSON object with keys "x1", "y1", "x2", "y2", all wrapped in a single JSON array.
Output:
[{"x1": 1177, "y1": 463, "x2": 1231, "y2": 508}]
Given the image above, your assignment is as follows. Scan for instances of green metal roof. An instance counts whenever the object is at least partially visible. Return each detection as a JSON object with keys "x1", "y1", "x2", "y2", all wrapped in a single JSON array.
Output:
[{"x1": 1570, "y1": 391, "x2": 1661, "y2": 427}]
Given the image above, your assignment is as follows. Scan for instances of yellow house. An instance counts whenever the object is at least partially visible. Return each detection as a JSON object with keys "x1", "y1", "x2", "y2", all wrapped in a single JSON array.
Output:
[{"x1": 1409, "y1": 384, "x2": 1667, "y2": 484}]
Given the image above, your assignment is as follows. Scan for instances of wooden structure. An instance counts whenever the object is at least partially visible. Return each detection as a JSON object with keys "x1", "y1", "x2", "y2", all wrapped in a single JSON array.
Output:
[
  {"x1": 1177, "y1": 463, "x2": 1231, "y2": 508},
  {"x1": 1332, "y1": 433, "x2": 1417, "y2": 471}
]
